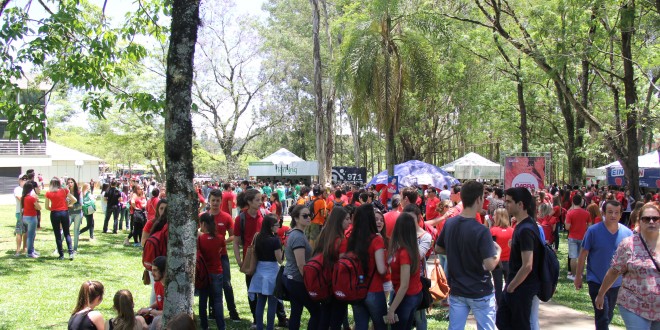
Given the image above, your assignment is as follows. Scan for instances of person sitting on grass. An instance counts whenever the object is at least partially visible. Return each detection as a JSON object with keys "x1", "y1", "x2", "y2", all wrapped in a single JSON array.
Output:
[
  {"x1": 106, "y1": 290, "x2": 148, "y2": 330},
  {"x1": 137, "y1": 256, "x2": 166, "y2": 330},
  {"x1": 69, "y1": 280, "x2": 105, "y2": 330}
]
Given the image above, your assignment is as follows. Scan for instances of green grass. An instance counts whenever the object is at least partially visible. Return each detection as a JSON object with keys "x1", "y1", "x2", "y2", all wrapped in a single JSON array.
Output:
[{"x1": 2, "y1": 198, "x2": 617, "y2": 329}]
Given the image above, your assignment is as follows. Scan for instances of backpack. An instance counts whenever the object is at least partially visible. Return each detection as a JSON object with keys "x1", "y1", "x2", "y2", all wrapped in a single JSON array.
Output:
[
  {"x1": 195, "y1": 236, "x2": 211, "y2": 289},
  {"x1": 521, "y1": 221, "x2": 559, "y2": 302},
  {"x1": 303, "y1": 253, "x2": 333, "y2": 302},
  {"x1": 333, "y1": 200, "x2": 344, "y2": 208},
  {"x1": 305, "y1": 198, "x2": 326, "y2": 221},
  {"x1": 142, "y1": 226, "x2": 168, "y2": 271},
  {"x1": 332, "y1": 250, "x2": 376, "y2": 303}
]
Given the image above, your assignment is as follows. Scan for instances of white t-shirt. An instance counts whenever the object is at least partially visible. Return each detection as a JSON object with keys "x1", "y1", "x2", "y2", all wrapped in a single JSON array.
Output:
[{"x1": 14, "y1": 186, "x2": 23, "y2": 213}]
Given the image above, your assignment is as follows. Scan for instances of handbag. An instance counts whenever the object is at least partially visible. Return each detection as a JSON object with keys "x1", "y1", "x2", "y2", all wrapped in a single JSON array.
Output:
[
  {"x1": 273, "y1": 265, "x2": 289, "y2": 301},
  {"x1": 142, "y1": 269, "x2": 151, "y2": 285},
  {"x1": 417, "y1": 276, "x2": 433, "y2": 310},
  {"x1": 429, "y1": 257, "x2": 450, "y2": 300},
  {"x1": 239, "y1": 233, "x2": 259, "y2": 275}
]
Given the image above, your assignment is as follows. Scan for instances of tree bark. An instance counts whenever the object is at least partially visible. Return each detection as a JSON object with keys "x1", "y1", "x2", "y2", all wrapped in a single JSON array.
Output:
[
  {"x1": 310, "y1": 0, "x2": 326, "y2": 184},
  {"x1": 321, "y1": 0, "x2": 335, "y2": 184},
  {"x1": 516, "y1": 74, "x2": 529, "y2": 153},
  {"x1": 162, "y1": 0, "x2": 200, "y2": 327},
  {"x1": 620, "y1": 2, "x2": 640, "y2": 199}
]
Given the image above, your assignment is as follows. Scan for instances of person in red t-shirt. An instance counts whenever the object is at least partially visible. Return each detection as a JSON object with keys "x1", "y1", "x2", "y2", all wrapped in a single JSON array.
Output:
[
  {"x1": 221, "y1": 183, "x2": 235, "y2": 215},
  {"x1": 138, "y1": 256, "x2": 166, "y2": 328},
  {"x1": 386, "y1": 212, "x2": 422, "y2": 328},
  {"x1": 490, "y1": 208, "x2": 514, "y2": 306},
  {"x1": 21, "y1": 181, "x2": 41, "y2": 258},
  {"x1": 45, "y1": 177, "x2": 77, "y2": 260},
  {"x1": 347, "y1": 204, "x2": 388, "y2": 329},
  {"x1": 425, "y1": 189, "x2": 441, "y2": 223},
  {"x1": 197, "y1": 213, "x2": 226, "y2": 330},
  {"x1": 269, "y1": 192, "x2": 283, "y2": 221},
  {"x1": 142, "y1": 199, "x2": 168, "y2": 246},
  {"x1": 385, "y1": 197, "x2": 402, "y2": 238},
  {"x1": 537, "y1": 203, "x2": 558, "y2": 245},
  {"x1": 565, "y1": 194, "x2": 592, "y2": 279}
]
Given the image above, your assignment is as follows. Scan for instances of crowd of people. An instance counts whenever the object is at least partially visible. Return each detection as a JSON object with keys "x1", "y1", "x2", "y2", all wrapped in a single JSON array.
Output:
[{"x1": 11, "y1": 171, "x2": 660, "y2": 330}]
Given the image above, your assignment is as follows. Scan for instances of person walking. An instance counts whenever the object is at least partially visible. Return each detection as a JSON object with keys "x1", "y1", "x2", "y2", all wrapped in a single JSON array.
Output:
[
  {"x1": 490, "y1": 208, "x2": 514, "y2": 306},
  {"x1": 248, "y1": 214, "x2": 283, "y2": 330},
  {"x1": 574, "y1": 200, "x2": 633, "y2": 330},
  {"x1": 595, "y1": 204, "x2": 660, "y2": 329},
  {"x1": 566, "y1": 194, "x2": 591, "y2": 280},
  {"x1": 45, "y1": 177, "x2": 77, "y2": 260},
  {"x1": 282, "y1": 204, "x2": 320, "y2": 330},
  {"x1": 79, "y1": 183, "x2": 96, "y2": 240}
]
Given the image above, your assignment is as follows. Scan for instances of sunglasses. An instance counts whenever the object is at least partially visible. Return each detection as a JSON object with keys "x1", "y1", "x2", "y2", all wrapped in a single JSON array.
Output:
[
  {"x1": 639, "y1": 216, "x2": 659, "y2": 223},
  {"x1": 301, "y1": 214, "x2": 311, "y2": 219}
]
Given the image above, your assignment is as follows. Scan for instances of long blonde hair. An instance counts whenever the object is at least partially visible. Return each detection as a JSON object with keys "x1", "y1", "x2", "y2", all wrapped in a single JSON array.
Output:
[
  {"x1": 110, "y1": 290, "x2": 136, "y2": 330},
  {"x1": 493, "y1": 208, "x2": 510, "y2": 228}
]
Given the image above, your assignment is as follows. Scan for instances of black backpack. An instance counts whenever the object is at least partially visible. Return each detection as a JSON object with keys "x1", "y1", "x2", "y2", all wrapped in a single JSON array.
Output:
[{"x1": 521, "y1": 221, "x2": 559, "y2": 302}]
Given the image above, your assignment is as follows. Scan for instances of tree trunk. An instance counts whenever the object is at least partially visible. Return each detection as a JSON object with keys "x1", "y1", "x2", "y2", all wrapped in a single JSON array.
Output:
[
  {"x1": 347, "y1": 111, "x2": 361, "y2": 168},
  {"x1": 321, "y1": 0, "x2": 335, "y2": 185},
  {"x1": 310, "y1": 0, "x2": 326, "y2": 184},
  {"x1": 517, "y1": 77, "x2": 529, "y2": 153},
  {"x1": 162, "y1": 0, "x2": 200, "y2": 327},
  {"x1": 620, "y1": 3, "x2": 640, "y2": 199}
]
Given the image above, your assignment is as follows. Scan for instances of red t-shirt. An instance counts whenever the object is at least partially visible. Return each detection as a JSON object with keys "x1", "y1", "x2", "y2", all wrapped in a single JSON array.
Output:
[
  {"x1": 221, "y1": 191, "x2": 234, "y2": 213},
  {"x1": 45, "y1": 188, "x2": 69, "y2": 211},
  {"x1": 233, "y1": 211, "x2": 263, "y2": 258},
  {"x1": 269, "y1": 201, "x2": 282, "y2": 219},
  {"x1": 389, "y1": 248, "x2": 422, "y2": 295},
  {"x1": 132, "y1": 196, "x2": 146, "y2": 214},
  {"x1": 425, "y1": 196, "x2": 440, "y2": 220},
  {"x1": 213, "y1": 211, "x2": 233, "y2": 256},
  {"x1": 198, "y1": 233, "x2": 224, "y2": 274},
  {"x1": 384, "y1": 210, "x2": 400, "y2": 238},
  {"x1": 367, "y1": 235, "x2": 386, "y2": 292},
  {"x1": 143, "y1": 219, "x2": 155, "y2": 235},
  {"x1": 22, "y1": 195, "x2": 38, "y2": 216},
  {"x1": 490, "y1": 226, "x2": 514, "y2": 261},
  {"x1": 154, "y1": 281, "x2": 164, "y2": 310},
  {"x1": 537, "y1": 216, "x2": 558, "y2": 244},
  {"x1": 146, "y1": 197, "x2": 159, "y2": 221},
  {"x1": 566, "y1": 208, "x2": 590, "y2": 240},
  {"x1": 277, "y1": 225, "x2": 290, "y2": 246}
]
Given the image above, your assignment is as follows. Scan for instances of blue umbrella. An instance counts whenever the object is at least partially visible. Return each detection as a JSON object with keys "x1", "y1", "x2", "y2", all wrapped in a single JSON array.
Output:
[{"x1": 367, "y1": 160, "x2": 459, "y2": 189}]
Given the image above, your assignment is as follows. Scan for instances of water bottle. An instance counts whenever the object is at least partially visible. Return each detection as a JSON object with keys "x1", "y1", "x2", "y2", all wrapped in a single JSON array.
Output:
[{"x1": 358, "y1": 275, "x2": 364, "y2": 284}]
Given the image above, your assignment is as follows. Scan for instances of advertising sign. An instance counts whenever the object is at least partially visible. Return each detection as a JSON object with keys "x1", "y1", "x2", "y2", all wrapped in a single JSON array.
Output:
[
  {"x1": 504, "y1": 156, "x2": 546, "y2": 190},
  {"x1": 606, "y1": 167, "x2": 660, "y2": 188},
  {"x1": 386, "y1": 176, "x2": 399, "y2": 199},
  {"x1": 332, "y1": 167, "x2": 367, "y2": 183}
]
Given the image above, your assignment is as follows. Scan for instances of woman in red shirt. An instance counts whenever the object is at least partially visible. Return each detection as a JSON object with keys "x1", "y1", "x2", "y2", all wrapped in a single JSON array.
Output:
[
  {"x1": 385, "y1": 212, "x2": 422, "y2": 329},
  {"x1": 126, "y1": 185, "x2": 147, "y2": 247},
  {"x1": 347, "y1": 204, "x2": 387, "y2": 330},
  {"x1": 21, "y1": 181, "x2": 41, "y2": 258},
  {"x1": 197, "y1": 213, "x2": 225, "y2": 330},
  {"x1": 490, "y1": 208, "x2": 514, "y2": 306},
  {"x1": 537, "y1": 203, "x2": 558, "y2": 245},
  {"x1": 269, "y1": 192, "x2": 282, "y2": 222},
  {"x1": 45, "y1": 177, "x2": 77, "y2": 260},
  {"x1": 314, "y1": 206, "x2": 351, "y2": 330}
]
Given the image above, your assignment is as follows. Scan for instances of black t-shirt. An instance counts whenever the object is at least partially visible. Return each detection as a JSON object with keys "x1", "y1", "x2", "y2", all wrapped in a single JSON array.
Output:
[
  {"x1": 507, "y1": 217, "x2": 543, "y2": 287},
  {"x1": 255, "y1": 235, "x2": 282, "y2": 262},
  {"x1": 436, "y1": 215, "x2": 496, "y2": 298}
]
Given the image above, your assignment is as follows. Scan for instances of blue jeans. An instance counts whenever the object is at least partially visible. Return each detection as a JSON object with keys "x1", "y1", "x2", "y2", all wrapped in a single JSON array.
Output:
[
  {"x1": 103, "y1": 205, "x2": 120, "y2": 233},
  {"x1": 220, "y1": 255, "x2": 237, "y2": 314},
  {"x1": 70, "y1": 212, "x2": 82, "y2": 251},
  {"x1": 119, "y1": 205, "x2": 129, "y2": 229},
  {"x1": 255, "y1": 293, "x2": 277, "y2": 330},
  {"x1": 588, "y1": 281, "x2": 619, "y2": 330},
  {"x1": 80, "y1": 214, "x2": 95, "y2": 238},
  {"x1": 619, "y1": 305, "x2": 660, "y2": 330},
  {"x1": 393, "y1": 292, "x2": 423, "y2": 330},
  {"x1": 199, "y1": 273, "x2": 225, "y2": 330},
  {"x1": 448, "y1": 293, "x2": 496, "y2": 330},
  {"x1": 352, "y1": 291, "x2": 387, "y2": 330},
  {"x1": 22, "y1": 216, "x2": 38, "y2": 255},
  {"x1": 319, "y1": 298, "x2": 348, "y2": 330},
  {"x1": 283, "y1": 277, "x2": 319, "y2": 330},
  {"x1": 530, "y1": 296, "x2": 540, "y2": 330},
  {"x1": 51, "y1": 210, "x2": 72, "y2": 257}
]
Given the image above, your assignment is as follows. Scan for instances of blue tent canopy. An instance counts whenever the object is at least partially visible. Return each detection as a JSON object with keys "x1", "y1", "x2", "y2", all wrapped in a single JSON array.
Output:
[{"x1": 367, "y1": 160, "x2": 459, "y2": 189}]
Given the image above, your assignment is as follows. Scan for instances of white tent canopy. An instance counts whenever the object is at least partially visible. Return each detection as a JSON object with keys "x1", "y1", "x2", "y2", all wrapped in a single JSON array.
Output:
[
  {"x1": 260, "y1": 148, "x2": 305, "y2": 164},
  {"x1": 597, "y1": 150, "x2": 660, "y2": 169},
  {"x1": 441, "y1": 152, "x2": 502, "y2": 180},
  {"x1": 249, "y1": 148, "x2": 318, "y2": 178}
]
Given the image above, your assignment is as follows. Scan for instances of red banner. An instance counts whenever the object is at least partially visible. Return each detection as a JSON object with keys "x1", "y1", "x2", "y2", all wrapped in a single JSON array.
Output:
[{"x1": 504, "y1": 156, "x2": 546, "y2": 190}]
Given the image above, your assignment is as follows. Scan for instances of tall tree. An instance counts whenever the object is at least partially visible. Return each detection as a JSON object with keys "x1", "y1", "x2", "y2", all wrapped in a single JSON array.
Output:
[{"x1": 162, "y1": 0, "x2": 200, "y2": 326}]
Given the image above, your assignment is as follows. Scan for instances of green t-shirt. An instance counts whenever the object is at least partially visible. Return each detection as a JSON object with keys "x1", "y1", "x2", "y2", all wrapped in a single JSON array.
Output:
[
  {"x1": 276, "y1": 187, "x2": 286, "y2": 202},
  {"x1": 262, "y1": 185, "x2": 272, "y2": 197},
  {"x1": 295, "y1": 184, "x2": 301, "y2": 195}
]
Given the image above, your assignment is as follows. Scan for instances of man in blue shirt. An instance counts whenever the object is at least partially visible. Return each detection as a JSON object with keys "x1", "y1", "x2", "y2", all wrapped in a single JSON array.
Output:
[{"x1": 574, "y1": 200, "x2": 633, "y2": 330}]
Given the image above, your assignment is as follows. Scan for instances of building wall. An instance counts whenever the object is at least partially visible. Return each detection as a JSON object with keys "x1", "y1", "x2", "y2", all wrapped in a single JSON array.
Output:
[{"x1": 29, "y1": 160, "x2": 100, "y2": 185}]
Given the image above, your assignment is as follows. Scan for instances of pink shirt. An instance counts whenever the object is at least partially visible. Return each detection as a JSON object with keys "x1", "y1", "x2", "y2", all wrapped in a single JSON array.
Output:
[{"x1": 610, "y1": 234, "x2": 660, "y2": 321}]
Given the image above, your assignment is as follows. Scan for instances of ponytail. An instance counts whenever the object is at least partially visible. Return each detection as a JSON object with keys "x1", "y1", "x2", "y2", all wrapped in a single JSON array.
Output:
[{"x1": 72, "y1": 281, "x2": 104, "y2": 315}]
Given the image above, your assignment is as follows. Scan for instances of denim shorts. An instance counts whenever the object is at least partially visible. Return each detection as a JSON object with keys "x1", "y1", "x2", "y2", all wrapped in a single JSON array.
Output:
[
  {"x1": 568, "y1": 238, "x2": 582, "y2": 259},
  {"x1": 14, "y1": 212, "x2": 27, "y2": 235}
]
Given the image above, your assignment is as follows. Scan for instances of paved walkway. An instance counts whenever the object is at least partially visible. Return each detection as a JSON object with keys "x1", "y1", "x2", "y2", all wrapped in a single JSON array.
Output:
[{"x1": 465, "y1": 300, "x2": 624, "y2": 329}]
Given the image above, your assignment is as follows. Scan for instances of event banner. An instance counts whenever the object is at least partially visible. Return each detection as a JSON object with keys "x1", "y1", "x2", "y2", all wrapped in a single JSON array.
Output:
[
  {"x1": 607, "y1": 167, "x2": 660, "y2": 188},
  {"x1": 504, "y1": 156, "x2": 546, "y2": 190},
  {"x1": 331, "y1": 167, "x2": 367, "y2": 183}
]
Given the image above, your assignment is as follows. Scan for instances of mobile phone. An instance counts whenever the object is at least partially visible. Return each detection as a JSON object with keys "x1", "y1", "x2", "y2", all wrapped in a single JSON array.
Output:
[{"x1": 492, "y1": 235, "x2": 497, "y2": 241}]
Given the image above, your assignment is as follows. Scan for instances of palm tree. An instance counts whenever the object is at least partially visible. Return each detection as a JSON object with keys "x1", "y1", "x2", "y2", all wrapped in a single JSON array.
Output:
[{"x1": 336, "y1": 0, "x2": 436, "y2": 175}]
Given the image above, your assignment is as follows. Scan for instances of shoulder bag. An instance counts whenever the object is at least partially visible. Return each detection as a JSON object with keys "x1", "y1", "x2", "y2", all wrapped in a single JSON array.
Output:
[{"x1": 240, "y1": 233, "x2": 259, "y2": 275}]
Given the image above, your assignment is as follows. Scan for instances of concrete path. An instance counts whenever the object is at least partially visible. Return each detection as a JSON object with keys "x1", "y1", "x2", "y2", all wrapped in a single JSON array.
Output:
[{"x1": 465, "y1": 300, "x2": 624, "y2": 330}]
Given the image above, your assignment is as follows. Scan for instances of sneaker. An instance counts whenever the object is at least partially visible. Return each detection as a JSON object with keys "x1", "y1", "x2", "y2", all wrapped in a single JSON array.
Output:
[
  {"x1": 250, "y1": 324, "x2": 257, "y2": 329},
  {"x1": 124, "y1": 238, "x2": 130, "y2": 246},
  {"x1": 58, "y1": 256, "x2": 64, "y2": 260},
  {"x1": 14, "y1": 252, "x2": 21, "y2": 257},
  {"x1": 567, "y1": 274, "x2": 576, "y2": 281},
  {"x1": 27, "y1": 253, "x2": 39, "y2": 259},
  {"x1": 133, "y1": 242, "x2": 141, "y2": 247},
  {"x1": 32, "y1": 251, "x2": 40, "y2": 257},
  {"x1": 229, "y1": 311, "x2": 241, "y2": 322},
  {"x1": 69, "y1": 253, "x2": 74, "y2": 260},
  {"x1": 52, "y1": 249, "x2": 59, "y2": 256}
]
